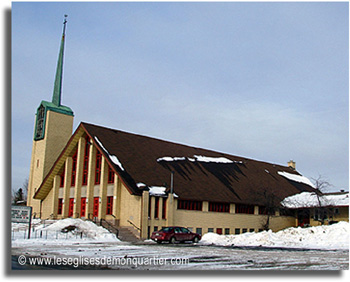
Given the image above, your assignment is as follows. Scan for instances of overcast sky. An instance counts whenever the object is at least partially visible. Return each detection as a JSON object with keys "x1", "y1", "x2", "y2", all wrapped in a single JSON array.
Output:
[{"x1": 12, "y1": 2, "x2": 348, "y2": 194}]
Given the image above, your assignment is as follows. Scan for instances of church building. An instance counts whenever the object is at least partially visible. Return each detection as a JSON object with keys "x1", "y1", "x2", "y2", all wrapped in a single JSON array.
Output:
[{"x1": 27, "y1": 18, "x2": 318, "y2": 240}]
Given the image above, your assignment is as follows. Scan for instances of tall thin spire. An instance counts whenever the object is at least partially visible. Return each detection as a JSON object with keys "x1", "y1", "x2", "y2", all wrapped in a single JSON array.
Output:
[{"x1": 52, "y1": 15, "x2": 68, "y2": 107}]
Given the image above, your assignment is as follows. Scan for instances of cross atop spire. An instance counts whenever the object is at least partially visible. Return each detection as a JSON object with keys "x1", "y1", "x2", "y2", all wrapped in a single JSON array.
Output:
[{"x1": 52, "y1": 15, "x2": 68, "y2": 107}]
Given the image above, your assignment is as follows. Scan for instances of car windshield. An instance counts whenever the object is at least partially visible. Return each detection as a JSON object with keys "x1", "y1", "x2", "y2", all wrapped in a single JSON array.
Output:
[{"x1": 159, "y1": 227, "x2": 173, "y2": 232}]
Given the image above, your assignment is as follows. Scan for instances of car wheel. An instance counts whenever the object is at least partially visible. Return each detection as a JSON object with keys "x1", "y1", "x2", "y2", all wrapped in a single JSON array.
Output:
[
  {"x1": 193, "y1": 237, "x2": 199, "y2": 243},
  {"x1": 169, "y1": 237, "x2": 176, "y2": 244}
]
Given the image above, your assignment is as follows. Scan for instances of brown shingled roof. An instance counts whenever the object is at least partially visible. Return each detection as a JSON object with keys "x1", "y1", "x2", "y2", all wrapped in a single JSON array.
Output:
[{"x1": 81, "y1": 122, "x2": 316, "y2": 206}]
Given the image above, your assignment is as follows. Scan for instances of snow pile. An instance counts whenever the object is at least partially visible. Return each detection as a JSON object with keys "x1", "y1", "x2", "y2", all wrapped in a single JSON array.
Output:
[
  {"x1": 200, "y1": 222, "x2": 349, "y2": 250},
  {"x1": 12, "y1": 218, "x2": 120, "y2": 243},
  {"x1": 277, "y1": 171, "x2": 314, "y2": 188},
  {"x1": 281, "y1": 192, "x2": 349, "y2": 208},
  {"x1": 40, "y1": 218, "x2": 119, "y2": 241},
  {"x1": 94, "y1": 136, "x2": 124, "y2": 171}
]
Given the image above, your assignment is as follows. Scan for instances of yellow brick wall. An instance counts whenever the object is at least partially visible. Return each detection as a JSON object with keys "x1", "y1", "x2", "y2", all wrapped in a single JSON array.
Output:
[
  {"x1": 172, "y1": 209, "x2": 295, "y2": 233},
  {"x1": 118, "y1": 183, "x2": 142, "y2": 228},
  {"x1": 144, "y1": 197, "x2": 297, "y2": 238}
]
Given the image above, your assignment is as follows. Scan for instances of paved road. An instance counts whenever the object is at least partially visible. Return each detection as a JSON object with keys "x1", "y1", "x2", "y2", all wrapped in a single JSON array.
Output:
[{"x1": 11, "y1": 242, "x2": 349, "y2": 270}]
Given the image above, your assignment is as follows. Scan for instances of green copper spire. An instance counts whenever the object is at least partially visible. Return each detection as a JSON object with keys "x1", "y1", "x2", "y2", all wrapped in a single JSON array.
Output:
[{"x1": 52, "y1": 15, "x2": 68, "y2": 107}]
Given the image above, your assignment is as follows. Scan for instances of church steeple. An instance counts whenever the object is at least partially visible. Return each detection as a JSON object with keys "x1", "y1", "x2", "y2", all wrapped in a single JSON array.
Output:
[
  {"x1": 28, "y1": 15, "x2": 74, "y2": 216},
  {"x1": 52, "y1": 15, "x2": 68, "y2": 107}
]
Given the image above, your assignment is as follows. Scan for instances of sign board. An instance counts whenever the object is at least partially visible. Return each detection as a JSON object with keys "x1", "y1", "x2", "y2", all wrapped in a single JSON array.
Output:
[
  {"x1": 11, "y1": 206, "x2": 32, "y2": 239},
  {"x1": 11, "y1": 206, "x2": 32, "y2": 223}
]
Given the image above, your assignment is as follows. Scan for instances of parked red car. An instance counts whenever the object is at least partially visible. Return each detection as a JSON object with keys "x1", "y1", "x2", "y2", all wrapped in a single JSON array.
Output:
[{"x1": 151, "y1": 226, "x2": 201, "y2": 244}]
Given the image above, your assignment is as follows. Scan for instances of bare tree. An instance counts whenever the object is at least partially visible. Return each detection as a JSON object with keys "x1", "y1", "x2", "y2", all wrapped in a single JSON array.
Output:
[
  {"x1": 256, "y1": 187, "x2": 281, "y2": 231},
  {"x1": 311, "y1": 175, "x2": 332, "y2": 224},
  {"x1": 22, "y1": 178, "x2": 29, "y2": 201}
]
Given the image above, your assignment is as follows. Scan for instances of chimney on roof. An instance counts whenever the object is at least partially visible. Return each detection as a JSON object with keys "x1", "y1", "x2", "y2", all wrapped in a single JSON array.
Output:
[{"x1": 288, "y1": 160, "x2": 296, "y2": 170}]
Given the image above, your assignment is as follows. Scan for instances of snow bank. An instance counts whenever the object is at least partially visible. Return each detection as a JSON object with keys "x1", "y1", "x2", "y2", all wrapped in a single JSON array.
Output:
[
  {"x1": 277, "y1": 171, "x2": 314, "y2": 188},
  {"x1": 200, "y1": 222, "x2": 349, "y2": 250},
  {"x1": 281, "y1": 192, "x2": 349, "y2": 208},
  {"x1": 12, "y1": 218, "x2": 120, "y2": 244},
  {"x1": 94, "y1": 136, "x2": 124, "y2": 171}
]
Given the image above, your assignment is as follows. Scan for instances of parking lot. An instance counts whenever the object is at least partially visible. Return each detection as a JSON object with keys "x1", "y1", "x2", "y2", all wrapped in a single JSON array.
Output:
[{"x1": 12, "y1": 241, "x2": 349, "y2": 270}]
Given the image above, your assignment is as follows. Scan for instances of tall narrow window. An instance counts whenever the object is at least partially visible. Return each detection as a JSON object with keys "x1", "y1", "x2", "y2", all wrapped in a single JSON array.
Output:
[
  {"x1": 59, "y1": 166, "x2": 65, "y2": 187},
  {"x1": 154, "y1": 197, "x2": 159, "y2": 219},
  {"x1": 68, "y1": 198, "x2": 74, "y2": 217},
  {"x1": 71, "y1": 149, "x2": 78, "y2": 186},
  {"x1": 93, "y1": 197, "x2": 99, "y2": 217},
  {"x1": 148, "y1": 197, "x2": 152, "y2": 218},
  {"x1": 95, "y1": 151, "x2": 102, "y2": 184},
  {"x1": 162, "y1": 197, "x2": 167, "y2": 219},
  {"x1": 57, "y1": 199, "x2": 63, "y2": 215},
  {"x1": 81, "y1": 197, "x2": 86, "y2": 217},
  {"x1": 82, "y1": 137, "x2": 90, "y2": 185},
  {"x1": 106, "y1": 196, "x2": 113, "y2": 215},
  {"x1": 108, "y1": 165, "x2": 114, "y2": 184}
]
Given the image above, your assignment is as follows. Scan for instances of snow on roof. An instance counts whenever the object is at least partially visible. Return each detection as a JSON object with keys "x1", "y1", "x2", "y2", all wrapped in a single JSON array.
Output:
[
  {"x1": 148, "y1": 186, "x2": 167, "y2": 196},
  {"x1": 277, "y1": 171, "x2": 314, "y2": 188},
  {"x1": 281, "y1": 191, "x2": 349, "y2": 208},
  {"x1": 94, "y1": 136, "x2": 124, "y2": 171},
  {"x1": 142, "y1": 185, "x2": 178, "y2": 198},
  {"x1": 157, "y1": 155, "x2": 243, "y2": 164}
]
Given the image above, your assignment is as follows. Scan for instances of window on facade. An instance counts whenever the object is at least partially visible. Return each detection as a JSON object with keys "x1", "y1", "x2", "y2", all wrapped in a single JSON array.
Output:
[
  {"x1": 235, "y1": 228, "x2": 240, "y2": 235},
  {"x1": 68, "y1": 198, "x2": 74, "y2": 217},
  {"x1": 93, "y1": 197, "x2": 99, "y2": 217},
  {"x1": 279, "y1": 208, "x2": 294, "y2": 217},
  {"x1": 177, "y1": 199, "x2": 202, "y2": 211},
  {"x1": 59, "y1": 167, "x2": 65, "y2": 187},
  {"x1": 82, "y1": 137, "x2": 90, "y2": 185},
  {"x1": 81, "y1": 197, "x2": 86, "y2": 217},
  {"x1": 196, "y1": 228, "x2": 202, "y2": 235},
  {"x1": 71, "y1": 149, "x2": 78, "y2": 186},
  {"x1": 249, "y1": 228, "x2": 255, "y2": 233},
  {"x1": 162, "y1": 197, "x2": 167, "y2": 219},
  {"x1": 57, "y1": 199, "x2": 63, "y2": 215},
  {"x1": 209, "y1": 202, "x2": 230, "y2": 213},
  {"x1": 224, "y1": 228, "x2": 230, "y2": 235},
  {"x1": 154, "y1": 197, "x2": 159, "y2": 219},
  {"x1": 235, "y1": 204, "x2": 255, "y2": 214},
  {"x1": 148, "y1": 197, "x2": 152, "y2": 218},
  {"x1": 106, "y1": 196, "x2": 113, "y2": 215},
  {"x1": 216, "y1": 228, "x2": 223, "y2": 235},
  {"x1": 95, "y1": 151, "x2": 102, "y2": 184},
  {"x1": 208, "y1": 228, "x2": 214, "y2": 233},
  {"x1": 242, "y1": 228, "x2": 248, "y2": 233},
  {"x1": 108, "y1": 165, "x2": 115, "y2": 184},
  {"x1": 259, "y1": 206, "x2": 275, "y2": 215}
]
